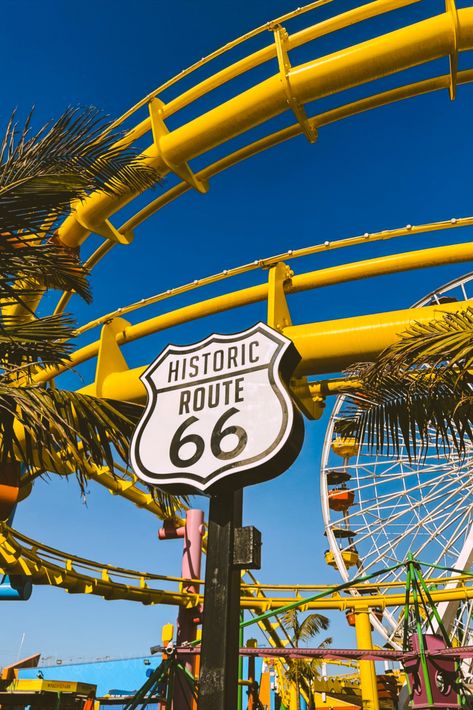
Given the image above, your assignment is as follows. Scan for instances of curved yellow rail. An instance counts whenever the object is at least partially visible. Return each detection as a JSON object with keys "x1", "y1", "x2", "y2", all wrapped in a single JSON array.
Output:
[
  {"x1": 7, "y1": 7, "x2": 473, "y2": 671},
  {"x1": 18, "y1": 0, "x2": 473, "y2": 407},
  {"x1": 3, "y1": 525, "x2": 473, "y2": 612},
  {"x1": 0, "y1": 525, "x2": 198, "y2": 607},
  {"x1": 47, "y1": 1, "x2": 473, "y2": 255}
]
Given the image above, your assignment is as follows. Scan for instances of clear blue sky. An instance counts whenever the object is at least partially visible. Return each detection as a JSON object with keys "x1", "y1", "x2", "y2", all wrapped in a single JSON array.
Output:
[{"x1": 2, "y1": 0, "x2": 473, "y2": 667}]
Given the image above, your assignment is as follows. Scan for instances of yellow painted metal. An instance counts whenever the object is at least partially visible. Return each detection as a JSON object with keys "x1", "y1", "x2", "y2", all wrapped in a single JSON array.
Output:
[
  {"x1": 354, "y1": 610, "x2": 380, "y2": 710},
  {"x1": 6, "y1": 679, "x2": 96, "y2": 695},
  {"x1": 272, "y1": 24, "x2": 318, "y2": 144},
  {"x1": 100, "y1": 72, "x2": 473, "y2": 250},
  {"x1": 74, "y1": 298, "x2": 473, "y2": 403},
  {"x1": 162, "y1": 623, "x2": 174, "y2": 646},
  {"x1": 19, "y1": 459, "x2": 172, "y2": 517},
  {"x1": 5, "y1": 523, "x2": 473, "y2": 612},
  {"x1": 148, "y1": 98, "x2": 209, "y2": 194},
  {"x1": 106, "y1": 0, "x2": 420, "y2": 139},
  {"x1": 331, "y1": 438, "x2": 361, "y2": 459},
  {"x1": 34, "y1": 237, "x2": 473, "y2": 390},
  {"x1": 66, "y1": 217, "x2": 473, "y2": 337},
  {"x1": 325, "y1": 549, "x2": 360, "y2": 569},
  {"x1": 267, "y1": 262, "x2": 293, "y2": 333},
  {"x1": 446, "y1": 0, "x2": 460, "y2": 99},
  {"x1": 267, "y1": 262, "x2": 324, "y2": 420},
  {"x1": 91, "y1": 317, "x2": 130, "y2": 397},
  {"x1": 52, "y1": 5, "x2": 473, "y2": 249},
  {"x1": 0, "y1": 525, "x2": 199, "y2": 607},
  {"x1": 285, "y1": 298, "x2": 473, "y2": 376}
]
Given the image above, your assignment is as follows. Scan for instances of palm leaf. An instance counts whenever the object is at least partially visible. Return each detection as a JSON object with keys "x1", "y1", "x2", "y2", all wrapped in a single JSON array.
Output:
[
  {"x1": 0, "y1": 106, "x2": 160, "y2": 236},
  {"x1": 150, "y1": 488, "x2": 190, "y2": 520},
  {"x1": 0, "y1": 383, "x2": 144, "y2": 493},
  {"x1": 337, "y1": 307, "x2": 473, "y2": 458},
  {"x1": 365, "y1": 307, "x2": 473, "y2": 383},
  {"x1": 0, "y1": 233, "x2": 91, "y2": 305},
  {"x1": 281, "y1": 609, "x2": 330, "y2": 645},
  {"x1": 0, "y1": 313, "x2": 75, "y2": 365},
  {"x1": 297, "y1": 614, "x2": 331, "y2": 643}
]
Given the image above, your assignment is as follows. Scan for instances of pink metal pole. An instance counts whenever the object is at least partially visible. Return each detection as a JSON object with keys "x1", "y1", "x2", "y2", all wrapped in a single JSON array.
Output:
[{"x1": 159, "y1": 509, "x2": 204, "y2": 710}]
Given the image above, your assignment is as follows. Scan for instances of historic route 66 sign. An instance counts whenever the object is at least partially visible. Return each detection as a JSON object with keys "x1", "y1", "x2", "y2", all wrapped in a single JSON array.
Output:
[{"x1": 130, "y1": 322, "x2": 304, "y2": 494}]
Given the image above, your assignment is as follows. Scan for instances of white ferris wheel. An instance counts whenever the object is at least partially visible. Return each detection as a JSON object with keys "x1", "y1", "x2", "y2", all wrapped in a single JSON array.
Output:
[{"x1": 321, "y1": 273, "x2": 473, "y2": 650}]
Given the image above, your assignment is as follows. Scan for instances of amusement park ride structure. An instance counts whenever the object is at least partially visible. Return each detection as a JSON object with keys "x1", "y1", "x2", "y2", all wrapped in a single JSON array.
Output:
[{"x1": 4, "y1": 0, "x2": 473, "y2": 707}]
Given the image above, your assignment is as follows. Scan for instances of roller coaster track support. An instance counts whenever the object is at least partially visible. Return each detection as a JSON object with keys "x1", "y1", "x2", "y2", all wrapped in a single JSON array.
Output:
[{"x1": 354, "y1": 609, "x2": 380, "y2": 710}]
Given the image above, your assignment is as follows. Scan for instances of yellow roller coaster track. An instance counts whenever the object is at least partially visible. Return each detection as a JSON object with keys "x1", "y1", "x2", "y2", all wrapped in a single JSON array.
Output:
[
  {"x1": 16, "y1": 0, "x2": 473, "y2": 411},
  {"x1": 3, "y1": 525, "x2": 473, "y2": 612},
  {"x1": 7, "y1": 2, "x2": 473, "y2": 668}
]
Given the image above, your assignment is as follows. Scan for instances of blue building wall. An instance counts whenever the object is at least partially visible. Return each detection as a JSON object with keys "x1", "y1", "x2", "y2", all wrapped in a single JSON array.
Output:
[
  {"x1": 19, "y1": 656, "x2": 158, "y2": 697},
  {"x1": 19, "y1": 655, "x2": 272, "y2": 707}
]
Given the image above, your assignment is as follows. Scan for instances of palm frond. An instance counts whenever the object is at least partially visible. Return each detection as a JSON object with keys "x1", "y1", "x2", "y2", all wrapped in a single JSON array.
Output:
[
  {"x1": 0, "y1": 313, "x2": 74, "y2": 365},
  {"x1": 297, "y1": 614, "x2": 331, "y2": 643},
  {"x1": 364, "y1": 306, "x2": 473, "y2": 384},
  {"x1": 316, "y1": 637, "x2": 333, "y2": 650},
  {"x1": 0, "y1": 233, "x2": 91, "y2": 304},
  {"x1": 337, "y1": 307, "x2": 473, "y2": 458},
  {"x1": 150, "y1": 487, "x2": 190, "y2": 519},
  {"x1": 0, "y1": 383, "x2": 144, "y2": 493},
  {"x1": 0, "y1": 106, "x2": 160, "y2": 236},
  {"x1": 281, "y1": 609, "x2": 330, "y2": 645}
]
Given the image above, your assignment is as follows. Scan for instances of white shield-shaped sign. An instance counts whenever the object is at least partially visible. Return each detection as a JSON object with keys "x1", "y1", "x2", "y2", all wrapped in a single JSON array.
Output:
[{"x1": 130, "y1": 322, "x2": 304, "y2": 494}]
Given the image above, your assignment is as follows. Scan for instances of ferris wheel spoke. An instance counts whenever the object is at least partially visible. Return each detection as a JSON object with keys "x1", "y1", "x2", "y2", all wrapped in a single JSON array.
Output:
[
  {"x1": 352, "y1": 458, "x2": 469, "y2": 490},
  {"x1": 349, "y1": 505, "x2": 468, "y2": 575},
  {"x1": 339, "y1": 475, "x2": 464, "y2": 552},
  {"x1": 349, "y1": 471, "x2": 470, "y2": 535},
  {"x1": 413, "y1": 504, "x2": 473, "y2": 567},
  {"x1": 346, "y1": 461, "x2": 467, "y2": 501},
  {"x1": 359, "y1": 495, "x2": 471, "y2": 577}
]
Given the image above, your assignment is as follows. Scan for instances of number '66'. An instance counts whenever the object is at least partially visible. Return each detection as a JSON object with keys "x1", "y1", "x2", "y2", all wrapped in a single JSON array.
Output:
[{"x1": 169, "y1": 407, "x2": 248, "y2": 468}]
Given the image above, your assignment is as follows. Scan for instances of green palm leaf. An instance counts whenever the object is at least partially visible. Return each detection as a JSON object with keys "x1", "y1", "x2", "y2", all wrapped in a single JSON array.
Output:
[
  {"x1": 281, "y1": 608, "x2": 330, "y2": 646},
  {"x1": 0, "y1": 384, "x2": 140, "y2": 482},
  {"x1": 367, "y1": 307, "x2": 473, "y2": 381},
  {"x1": 0, "y1": 234, "x2": 91, "y2": 305},
  {"x1": 0, "y1": 313, "x2": 75, "y2": 365},
  {"x1": 0, "y1": 106, "x2": 187, "y2": 516},
  {"x1": 279, "y1": 608, "x2": 331, "y2": 710},
  {"x1": 297, "y1": 614, "x2": 331, "y2": 643},
  {"x1": 337, "y1": 306, "x2": 473, "y2": 458},
  {"x1": 0, "y1": 107, "x2": 159, "y2": 235}
]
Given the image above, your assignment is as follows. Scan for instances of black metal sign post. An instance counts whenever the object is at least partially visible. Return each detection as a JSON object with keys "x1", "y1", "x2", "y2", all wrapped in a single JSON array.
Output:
[
  {"x1": 129, "y1": 323, "x2": 305, "y2": 710},
  {"x1": 198, "y1": 489, "x2": 242, "y2": 710}
]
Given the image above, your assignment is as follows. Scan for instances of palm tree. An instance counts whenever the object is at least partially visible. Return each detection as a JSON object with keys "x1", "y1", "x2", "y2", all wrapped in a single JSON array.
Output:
[
  {"x1": 0, "y1": 107, "x2": 186, "y2": 516},
  {"x1": 336, "y1": 306, "x2": 473, "y2": 460},
  {"x1": 280, "y1": 608, "x2": 332, "y2": 710}
]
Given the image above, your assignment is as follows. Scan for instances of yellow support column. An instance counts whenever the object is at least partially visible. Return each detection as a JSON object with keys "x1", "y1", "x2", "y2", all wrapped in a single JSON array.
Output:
[
  {"x1": 354, "y1": 609, "x2": 379, "y2": 710},
  {"x1": 289, "y1": 682, "x2": 298, "y2": 710}
]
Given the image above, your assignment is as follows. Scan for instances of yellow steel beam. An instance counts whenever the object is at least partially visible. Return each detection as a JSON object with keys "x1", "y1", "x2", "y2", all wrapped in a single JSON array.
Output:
[
  {"x1": 99, "y1": 70, "x2": 473, "y2": 252},
  {"x1": 4, "y1": 525, "x2": 473, "y2": 610},
  {"x1": 35, "y1": 239, "x2": 473, "y2": 395},
  {"x1": 109, "y1": 0, "x2": 420, "y2": 138},
  {"x1": 157, "y1": 11, "x2": 462, "y2": 168},
  {"x1": 285, "y1": 298, "x2": 471, "y2": 375},
  {"x1": 0, "y1": 526, "x2": 198, "y2": 607},
  {"x1": 68, "y1": 215, "x2": 473, "y2": 337},
  {"x1": 354, "y1": 610, "x2": 380, "y2": 710},
  {"x1": 75, "y1": 298, "x2": 471, "y2": 400},
  {"x1": 56, "y1": 7, "x2": 473, "y2": 248}
]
